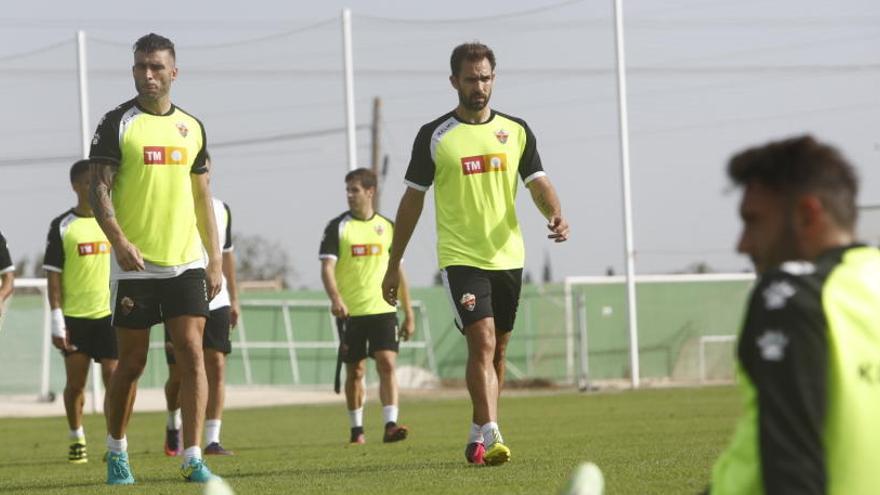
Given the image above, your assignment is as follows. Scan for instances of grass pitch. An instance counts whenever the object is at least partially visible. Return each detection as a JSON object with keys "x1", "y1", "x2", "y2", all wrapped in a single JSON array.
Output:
[{"x1": 0, "y1": 386, "x2": 739, "y2": 494}]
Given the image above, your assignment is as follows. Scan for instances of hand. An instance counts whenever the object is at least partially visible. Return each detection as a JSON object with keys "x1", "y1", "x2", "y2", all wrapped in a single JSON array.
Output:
[
  {"x1": 230, "y1": 301, "x2": 241, "y2": 329},
  {"x1": 547, "y1": 214, "x2": 569, "y2": 243},
  {"x1": 382, "y1": 265, "x2": 400, "y2": 306},
  {"x1": 113, "y1": 239, "x2": 145, "y2": 271},
  {"x1": 52, "y1": 334, "x2": 77, "y2": 353},
  {"x1": 205, "y1": 259, "x2": 222, "y2": 301},
  {"x1": 330, "y1": 298, "x2": 349, "y2": 319},
  {"x1": 399, "y1": 315, "x2": 415, "y2": 342}
]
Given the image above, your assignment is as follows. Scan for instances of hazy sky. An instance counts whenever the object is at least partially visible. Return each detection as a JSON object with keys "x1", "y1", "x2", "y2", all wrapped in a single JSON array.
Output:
[{"x1": 1, "y1": 0, "x2": 878, "y2": 288}]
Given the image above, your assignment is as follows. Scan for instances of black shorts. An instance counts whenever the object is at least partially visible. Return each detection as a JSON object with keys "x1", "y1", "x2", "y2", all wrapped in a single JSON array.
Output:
[
  {"x1": 441, "y1": 265, "x2": 523, "y2": 334},
  {"x1": 62, "y1": 315, "x2": 118, "y2": 362},
  {"x1": 164, "y1": 306, "x2": 232, "y2": 365},
  {"x1": 338, "y1": 312, "x2": 399, "y2": 364},
  {"x1": 110, "y1": 269, "x2": 209, "y2": 329}
]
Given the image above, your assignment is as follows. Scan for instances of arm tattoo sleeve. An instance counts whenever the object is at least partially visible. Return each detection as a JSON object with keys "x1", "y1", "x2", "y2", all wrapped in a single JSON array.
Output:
[{"x1": 90, "y1": 163, "x2": 117, "y2": 222}]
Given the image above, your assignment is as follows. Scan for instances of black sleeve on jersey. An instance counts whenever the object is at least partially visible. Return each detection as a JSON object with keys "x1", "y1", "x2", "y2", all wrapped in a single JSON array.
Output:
[
  {"x1": 518, "y1": 121, "x2": 544, "y2": 182},
  {"x1": 319, "y1": 215, "x2": 343, "y2": 259},
  {"x1": 190, "y1": 121, "x2": 209, "y2": 175},
  {"x1": 42, "y1": 216, "x2": 65, "y2": 272},
  {"x1": 222, "y1": 203, "x2": 233, "y2": 251},
  {"x1": 403, "y1": 124, "x2": 435, "y2": 189},
  {"x1": 0, "y1": 230, "x2": 12, "y2": 272},
  {"x1": 739, "y1": 272, "x2": 827, "y2": 495},
  {"x1": 89, "y1": 111, "x2": 122, "y2": 165}
]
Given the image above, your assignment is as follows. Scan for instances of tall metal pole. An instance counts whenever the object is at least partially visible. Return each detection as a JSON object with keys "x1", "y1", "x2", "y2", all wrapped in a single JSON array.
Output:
[
  {"x1": 371, "y1": 97, "x2": 382, "y2": 211},
  {"x1": 76, "y1": 31, "x2": 90, "y2": 159},
  {"x1": 612, "y1": 0, "x2": 640, "y2": 388},
  {"x1": 77, "y1": 30, "x2": 102, "y2": 412},
  {"x1": 341, "y1": 9, "x2": 357, "y2": 171}
]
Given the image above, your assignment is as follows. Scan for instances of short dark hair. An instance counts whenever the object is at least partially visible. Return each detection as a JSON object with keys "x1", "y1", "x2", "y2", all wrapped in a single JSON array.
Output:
[
  {"x1": 345, "y1": 168, "x2": 377, "y2": 189},
  {"x1": 70, "y1": 159, "x2": 90, "y2": 183},
  {"x1": 450, "y1": 42, "x2": 496, "y2": 77},
  {"x1": 133, "y1": 33, "x2": 176, "y2": 59},
  {"x1": 727, "y1": 135, "x2": 859, "y2": 229}
]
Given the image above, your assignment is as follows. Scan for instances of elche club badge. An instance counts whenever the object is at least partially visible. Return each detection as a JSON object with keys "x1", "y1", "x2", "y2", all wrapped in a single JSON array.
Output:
[
  {"x1": 176, "y1": 122, "x2": 189, "y2": 138},
  {"x1": 374, "y1": 224, "x2": 384, "y2": 236},
  {"x1": 460, "y1": 293, "x2": 476, "y2": 312},
  {"x1": 495, "y1": 129, "x2": 508, "y2": 144}
]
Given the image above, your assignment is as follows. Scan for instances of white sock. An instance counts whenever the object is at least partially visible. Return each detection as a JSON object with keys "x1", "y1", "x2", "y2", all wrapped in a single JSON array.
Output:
[
  {"x1": 107, "y1": 434, "x2": 127, "y2": 454},
  {"x1": 183, "y1": 446, "x2": 202, "y2": 463},
  {"x1": 69, "y1": 426, "x2": 85, "y2": 441},
  {"x1": 348, "y1": 407, "x2": 364, "y2": 428},
  {"x1": 382, "y1": 405, "x2": 399, "y2": 425},
  {"x1": 167, "y1": 409, "x2": 182, "y2": 430},
  {"x1": 468, "y1": 423, "x2": 484, "y2": 444},
  {"x1": 205, "y1": 419, "x2": 222, "y2": 444},
  {"x1": 480, "y1": 422, "x2": 503, "y2": 445}
]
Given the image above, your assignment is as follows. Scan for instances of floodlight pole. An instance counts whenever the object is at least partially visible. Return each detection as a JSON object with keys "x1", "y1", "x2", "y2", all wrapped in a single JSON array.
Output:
[
  {"x1": 341, "y1": 8, "x2": 358, "y2": 171},
  {"x1": 612, "y1": 0, "x2": 640, "y2": 388},
  {"x1": 76, "y1": 30, "x2": 102, "y2": 412}
]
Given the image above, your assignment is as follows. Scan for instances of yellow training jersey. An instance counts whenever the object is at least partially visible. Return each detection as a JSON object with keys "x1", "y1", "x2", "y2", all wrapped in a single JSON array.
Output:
[
  {"x1": 42, "y1": 209, "x2": 111, "y2": 319},
  {"x1": 404, "y1": 110, "x2": 546, "y2": 270},
  {"x1": 319, "y1": 212, "x2": 396, "y2": 317},
  {"x1": 90, "y1": 99, "x2": 208, "y2": 267}
]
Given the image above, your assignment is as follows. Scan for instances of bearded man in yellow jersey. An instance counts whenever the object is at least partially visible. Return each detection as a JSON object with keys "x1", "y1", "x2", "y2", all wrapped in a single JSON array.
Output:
[
  {"x1": 89, "y1": 33, "x2": 222, "y2": 485},
  {"x1": 382, "y1": 42, "x2": 569, "y2": 466},
  {"x1": 43, "y1": 160, "x2": 118, "y2": 464},
  {"x1": 320, "y1": 168, "x2": 415, "y2": 445}
]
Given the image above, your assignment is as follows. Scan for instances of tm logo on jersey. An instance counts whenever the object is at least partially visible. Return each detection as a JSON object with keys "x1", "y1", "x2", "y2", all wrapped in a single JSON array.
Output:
[
  {"x1": 78, "y1": 241, "x2": 110, "y2": 256},
  {"x1": 143, "y1": 146, "x2": 188, "y2": 165},
  {"x1": 461, "y1": 153, "x2": 507, "y2": 176},
  {"x1": 351, "y1": 244, "x2": 382, "y2": 257}
]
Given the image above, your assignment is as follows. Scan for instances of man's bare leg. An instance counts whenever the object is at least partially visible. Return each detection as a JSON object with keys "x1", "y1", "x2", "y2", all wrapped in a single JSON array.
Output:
[
  {"x1": 105, "y1": 328, "x2": 150, "y2": 441},
  {"x1": 345, "y1": 359, "x2": 366, "y2": 443},
  {"x1": 166, "y1": 315, "x2": 208, "y2": 453}
]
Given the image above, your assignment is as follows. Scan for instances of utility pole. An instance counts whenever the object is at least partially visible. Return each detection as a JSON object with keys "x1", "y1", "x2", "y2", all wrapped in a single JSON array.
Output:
[{"x1": 371, "y1": 96, "x2": 382, "y2": 211}]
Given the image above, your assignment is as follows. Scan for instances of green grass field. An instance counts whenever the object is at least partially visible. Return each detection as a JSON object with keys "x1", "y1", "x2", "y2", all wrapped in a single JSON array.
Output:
[{"x1": 0, "y1": 386, "x2": 740, "y2": 494}]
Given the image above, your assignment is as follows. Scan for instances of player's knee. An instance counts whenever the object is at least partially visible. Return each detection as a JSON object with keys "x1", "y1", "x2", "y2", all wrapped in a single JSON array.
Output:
[
  {"x1": 376, "y1": 357, "x2": 395, "y2": 375},
  {"x1": 117, "y1": 356, "x2": 147, "y2": 380},
  {"x1": 347, "y1": 362, "x2": 366, "y2": 380}
]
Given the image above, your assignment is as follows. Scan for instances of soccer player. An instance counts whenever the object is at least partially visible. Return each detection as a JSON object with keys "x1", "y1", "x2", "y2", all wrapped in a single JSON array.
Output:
[
  {"x1": 320, "y1": 168, "x2": 415, "y2": 445},
  {"x1": 164, "y1": 191, "x2": 239, "y2": 457},
  {"x1": 43, "y1": 159, "x2": 119, "y2": 464},
  {"x1": 0, "y1": 230, "x2": 14, "y2": 320},
  {"x1": 381, "y1": 42, "x2": 569, "y2": 466},
  {"x1": 89, "y1": 33, "x2": 222, "y2": 484},
  {"x1": 709, "y1": 135, "x2": 880, "y2": 494}
]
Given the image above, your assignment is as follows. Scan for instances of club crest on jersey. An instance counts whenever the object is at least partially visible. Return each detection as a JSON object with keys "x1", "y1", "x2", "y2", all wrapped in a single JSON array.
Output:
[
  {"x1": 495, "y1": 129, "x2": 509, "y2": 144},
  {"x1": 120, "y1": 296, "x2": 135, "y2": 316},
  {"x1": 460, "y1": 293, "x2": 476, "y2": 312},
  {"x1": 374, "y1": 224, "x2": 385, "y2": 236},
  {"x1": 176, "y1": 122, "x2": 189, "y2": 138}
]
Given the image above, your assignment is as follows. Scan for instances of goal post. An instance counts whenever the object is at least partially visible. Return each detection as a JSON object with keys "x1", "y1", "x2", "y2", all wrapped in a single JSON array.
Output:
[{"x1": 564, "y1": 273, "x2": 755, "y2": 386}]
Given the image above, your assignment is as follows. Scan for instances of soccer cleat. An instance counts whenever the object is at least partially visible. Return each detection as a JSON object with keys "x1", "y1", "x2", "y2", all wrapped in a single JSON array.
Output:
[
  {"x1": 164, "y1": 427, "x2": 181, "y2": 457},
  {"x1": 483, "y1": 428, "x2": 511, "y2": 466},
  {"x1": 180, "y1": 457, "x2": 218, "y2": 483},
  {"x1": 68, "y1": 440, "x2": 87, "y2": 464},
  {"x1": 382, "y1": 422, "x2": 409, "y2": 443},
  {"x1": 204, "y1": 442, "x2": 234, "y2": 456},
  {"x1": 465, "y1": 442, "x2": 485, "y2": 465},
  {"x1": 106, "y1": 451, "x2": 135, "y2": 485},
  {"x1": 349, "y1": 426, "x2": 365, "y2": 445}
]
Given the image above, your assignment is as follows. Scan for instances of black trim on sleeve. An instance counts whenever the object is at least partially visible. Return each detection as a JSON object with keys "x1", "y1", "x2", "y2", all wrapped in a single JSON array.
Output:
[
  {"x1": 319, "y1": 212, "x2": 348, "y2": 259},
  {"x1": 42, "y1": 211, "x2": 70, "y2": 272},
  {"x1": 222, "y1": 202, "x2": 233, "y2": 251},
  {"x1": 740, "y1": 270, "x2": 827, "y2": 495},
  {"x1": 89, "y1": 100, "x2": 136, "y2": 166},
  {"x1": 0, "y1": 230, "x2": 12, "y2": 272},
  {"x1": 404, "y1": 114, "x2": 454, "y2": 189}
]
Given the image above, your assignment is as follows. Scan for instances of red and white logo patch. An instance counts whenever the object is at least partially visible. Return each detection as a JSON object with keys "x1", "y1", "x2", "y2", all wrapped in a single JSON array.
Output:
[
  {"x1": 176, "y1": 122, "x2": 189, "y2": 138},
  {"x1": 460, "y1": 293, "x2": 476, "y2": 312},
  {"x1": 495, "y1": 129, "x2": 509, "y2": 144},
  {"x1": 374, "y1": 224, "x2": 384, "y2": 236}
]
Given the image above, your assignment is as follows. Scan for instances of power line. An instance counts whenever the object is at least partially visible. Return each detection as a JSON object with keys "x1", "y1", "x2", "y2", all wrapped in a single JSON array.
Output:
[
  {"x1": 356, "y1": 0, "x2": 584, "y2": 24},
  {"x1": 0, "y1": 38, "x2": 71, "y2": 63}
]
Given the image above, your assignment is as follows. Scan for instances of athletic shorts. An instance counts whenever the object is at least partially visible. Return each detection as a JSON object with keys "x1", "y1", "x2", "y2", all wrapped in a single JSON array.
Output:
[
  {"x1": 62, "y1": 315, "x2": 118, "y2": 362},
  {"x1": 164, "y1": 306, "x2": 232, "y2": 365},
  {"x1": 338, "y1": 312, "x2": 399, "y2": 363},
  {"x1": 441, "y1": 265, "x2": 523, "y2": 334},
  {"x1": 110, "y1": 269, "x2": 209, "y2": 329}
]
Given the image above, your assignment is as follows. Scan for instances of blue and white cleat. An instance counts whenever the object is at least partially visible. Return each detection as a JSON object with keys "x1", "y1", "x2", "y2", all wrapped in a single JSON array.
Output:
[
  {"x1": 106, "y1": 451, "x2": 135, "y2": 485},
  {"x1": 180, "y1": 457, "x2": 218, "y2": 483}
]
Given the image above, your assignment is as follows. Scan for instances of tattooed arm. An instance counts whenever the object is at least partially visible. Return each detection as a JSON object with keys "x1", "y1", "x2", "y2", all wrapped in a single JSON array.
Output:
[
  {"x1": 89, "y1": 160, "x2": 145, "y2": 271},
  {"x1": 526, "y1": 176, "x2": 569, "y2": 243}
]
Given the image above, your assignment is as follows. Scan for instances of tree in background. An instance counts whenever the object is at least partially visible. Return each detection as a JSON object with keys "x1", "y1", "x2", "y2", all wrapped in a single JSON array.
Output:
[{"x1": 233, "y1": 234, "x2": 295, "y2": 288}]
